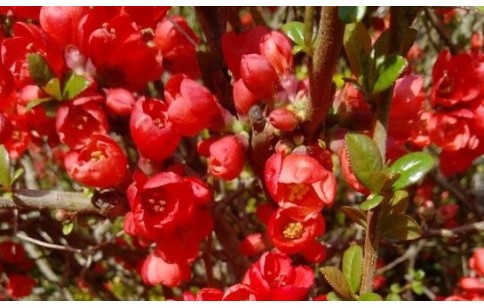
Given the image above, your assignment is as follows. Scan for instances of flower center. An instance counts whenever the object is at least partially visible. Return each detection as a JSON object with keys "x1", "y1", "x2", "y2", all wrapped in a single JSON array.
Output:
[
  {"x1": 143, "y1": 191, "x2": 167, "y2": 213},
  {"x1": 288, "y1": 183, "x2": 310, "y2": 202},
  {"x1": 90, "y1": 150, "x2": 106, "y2": 163},
  {"x1": 153, "y1": 118, "x2": 164, "y2": 128},
  {"x1": 437, "y1": 73, "x2": 454, "y2": 96},
  {"x1": 282, "y1": 222, "x2": 304, "y2": 239},
  {"x1": 75, "y1": 115, "x2": 89, "y2": 130}
]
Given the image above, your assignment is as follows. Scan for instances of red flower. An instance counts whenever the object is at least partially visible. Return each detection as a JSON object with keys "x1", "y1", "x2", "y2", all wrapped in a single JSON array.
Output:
[
  {"x1": 222, "y1": 284, "x2": 261, "y2": 301},
  {"x1": 80, "y1": 12, "x2": 163, "y2": 91},
  {"x1": 165, "y1": 76, "x2": 221, "y2": 136},
  {"x1": 0, "y1": 241, "x2": 26, "y2": 264},
  {"x1": 389, "y1": 75, "x2": 424, "y2": 141},
  {"x1": 222, "y1": 26, "x2": 271, "y2": 78},
  {"x1": 259, "y1": 31, "x2": 293, "y2": 76},
  {"x1": 154, "y1": 208, "x2": 213, "y2": 264},
  {"x1": 1, "y1": 115, "x2": 31, "y2": 159},
  {"x1": 130, "y1": 97, "x2": 180, "y2": 163},
  {"x1": 427, "y1": 112, "x2": 470, "y2": 151},
  {"x1": 56, "y1": 96, "x2": 108, "y2": 150},
  {"x1": 268, "y1": 208, "x2": 325, "y2": 256},
  {"x1": 431, "y1": 50, "x2": 482, "y2": 107},
  {"x1": 265, "y1": 151, "x2": 337, "y2": 219},
  {"x1": 104, "y1": 88, "x2": 135, "y2": 117},
  {"x1": 469, "y1": 248, "x2": 484, "y2": 277},
  {"x1": 7, "y1": 274, "x2": 35, "y2": 299},
  {"x1": 240, "y1": 54, "x2": 278, "y2": 98},
  {"x1": 154, "y1": 16, "x2": 200, "y2": 78},
  {"x1": 196, "y1": 288, "x2": 224, "y2": 301},
  {"x1": 64, "y1": 134, "x2": 127, "y2": 188},
  {"x1": 233, "y1": 78, "x2": 259, "y2": 116},
  {"x1": 39, "y1": 6, "x2": 89, "y2": 48},
  {"x1": 204, "y1": 135, "x2": 246, "y2": 181},
  {"x1": 242, "y1": 251, "x2": 315, "y2": 300},
  {"x1": 239, "y1": 233, "x2": 268, "y2": 257},
  {"x1": 127, "y1": 171, "x2": 212, "y2": 241},
  {"x1": 120, "y1": 7, "x2": 169, "y2": 29},
  {"x1": 140, "y1": 250, "x2": 190, "y2": 287}
]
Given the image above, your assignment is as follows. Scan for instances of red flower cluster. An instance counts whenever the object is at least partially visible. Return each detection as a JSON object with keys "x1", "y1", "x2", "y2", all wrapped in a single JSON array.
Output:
[
  {"x1": 184, "y1": 252, "x2": 314, "y2": 301},
  {"x1": 263, "y1": 146, "x2": 336, "y2": 261},
  {"x1": 0, "y1": 241, "x2": 36, "y2": 299},
  {"x1": 124, "y1": 170, "x2": 213, "y2": 287},
  {"x1": 445, "y1": 248, "x2": 484, "y2": 300},
  {"x1": 222, "y1": 26, "x2": 294, "y2": 115}
]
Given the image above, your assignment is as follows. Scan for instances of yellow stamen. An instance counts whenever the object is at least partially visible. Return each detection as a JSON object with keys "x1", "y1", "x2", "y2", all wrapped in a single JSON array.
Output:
[{"x1": 282, "y1": 222, "x2": 304, "y2": 239}]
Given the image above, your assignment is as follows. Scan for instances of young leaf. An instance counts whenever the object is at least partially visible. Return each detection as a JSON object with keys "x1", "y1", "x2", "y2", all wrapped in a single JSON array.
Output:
[
  {"x1": 326, "y1": 292, "x2": 342, "y2": 301},
  {"x1": 63, "y1": 74, "x2": 91, "y2": 101},
  {"x1": 338, "y1": 6, "x2": 366, "y2": 24},
  {"x1": 342, "y1": 245, "x2": 363, "y2": 294},
  {"x1": 390, "y1": 190, "x2": 409, "y2": 214},
  {"x1": 26, "y1": 98, "x2": 54, "y2": 112},
  {"x1": 43, "y1": 78, "x2": 62, "y2": 101},
  {"x1": 389, "y1": 152, "x2": 434, "y2": 190},
  {"x1": 27, "y1": 53, "x2": 55, "y2": 86},
  {"x1": 281, "y1": 22, "x2": 305, "y2": 46},
  {"x1": 380, "y1": 214, "x2": 421, "y2": 241},
  {"x1": 343, "y1": 22, "x2": 371, "y2": 77},
  {"x1": 340, "y1": 206, "x2": 367, "y2": 228},
  {"x1": 368, "y1": 170, "x2": 392, "y2": 194},
  {"x1": 0, "y1": 145, "x2": 10, "y2": 189},
  {"x1": 62, "y1": 222, "x2": 74, "y2": 235},
  {"x1": 386, "y1": 293, "x2": 402, "y2": 301},
  {"x1": 11, "y1": 168, "x2": 24, "y2": 186},
  {"x1": 360, "y1": 194, "x2": 384, "y2": 211},
  {"x1": 358, "y1": 292, "x2": 383, "y2": 301},
  {"x1": 411, "y1": 281, "x2": 424, "y2": 295},
  {"x1": 345, "y1": 133, "x2": 383, "y2": 191},
  {"x1": 372, "y1": 54, "x2": 407, "y2": 94},
  {"x1": 320, "y1": 266, "x2": 354, "y2": 300}
]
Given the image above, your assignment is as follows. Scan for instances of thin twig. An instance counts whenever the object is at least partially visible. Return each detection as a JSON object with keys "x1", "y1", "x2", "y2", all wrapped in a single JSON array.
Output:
[{"x1": 16, "y1": 233, "x2": 82, "y2": 254}]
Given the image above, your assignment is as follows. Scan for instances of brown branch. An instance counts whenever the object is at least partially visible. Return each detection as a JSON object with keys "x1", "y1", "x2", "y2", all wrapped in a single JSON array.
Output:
[
  {"x1": 195, "y1": 7, "x2": 237, "y2": 115},
  {"x1": 16, "y1": 232, "x2": 82, "y2": 254},
  {"x1": 423, "y1": 220, "x2": 484, "y2": 239},
  {"x1": 303, "y1": 6, "x2": 344, "y2": 139},
  {"x1": 430, "y1": 169, "x2": 483, "y2": 220},
  {"x1": 424, "y1": 8, "x2": 458, "y2": 55},
  {"x1": 0, "y1": 189, "x2": 127, "y2": 217}
]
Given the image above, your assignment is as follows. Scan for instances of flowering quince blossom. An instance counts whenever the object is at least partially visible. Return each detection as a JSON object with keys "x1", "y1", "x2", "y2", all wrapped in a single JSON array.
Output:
[
  {"x1": 265, "y1": 150, "x2": 337, "y2": 219},
  {"x1": 198, "y1": 135, "x2": 247, "y2": 181},
  {"x1": 130, "y1": 97, "x2": 180, "y2": 163},
  {"x1": 64, "y1": 133, "x2": 127, "y2": 188},
  {"x1": 445, "y1": 248, "x2": 484, "y2": 301}
]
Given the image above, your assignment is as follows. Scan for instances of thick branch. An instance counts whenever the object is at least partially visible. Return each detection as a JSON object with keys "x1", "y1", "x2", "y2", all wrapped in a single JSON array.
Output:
[
  {"x1": 0, "y1": 189, "x2": 126, "y2": 217},
  {"x1": 195, "y1": 7, "x2": 237, "y2": 115},
  {"x1": 303, "y1": 6, "x2": 344, "y2": 139}
]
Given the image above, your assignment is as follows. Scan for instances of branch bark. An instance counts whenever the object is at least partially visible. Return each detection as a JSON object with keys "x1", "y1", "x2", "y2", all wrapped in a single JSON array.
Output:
[
  {"x1": 0, "y1": 189, "x2": 127, "y2": 217},
  {"x1": 303, "y1": 6, "x2": 344, "y2": 139}
]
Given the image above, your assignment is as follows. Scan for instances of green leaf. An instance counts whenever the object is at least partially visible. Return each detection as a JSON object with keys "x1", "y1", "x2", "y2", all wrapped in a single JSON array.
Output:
[
  {"x1": 373, "y1": 30, "x2": 390, "y2": 58},
  {"x1": 344, "y1": 23, "x2": 371, "y2": 77},
  {"x1": 368, "y1": 170, "x2": 392, "y2": 194},
  {"x1": 292, "y1": 45, "x2": 305, "y2": 55},
  {"x1": 373, "y1": 54, "x2": 407, "y2": 94},
  {"x1": 338, "y1": 6, "x2": 366, "y2": 24},
  {"x1": 340, "y1": 206, "x2": 367, "y2": 228},
  {"x1": 390, "y1": 190, "x2": 409, "y2": 214},
  {"x1": 358, "y1": 292, "x2": 383, "y2": 301},
  {"x1": 360, "y1": 194, "x2": 384, "y2": 211},
  {"x1": 27, "y1": 53, "x2": 55, "y2": 86},
  {"x1": 25, "y1": 98, "x2": 54, "y2": 111},
  {"x1": 0, "y1": 145, "x2": 10, "y2": 189},
  {"x1": 399, "y1": 28, "x2": 418, "y2": 56},
  {"x1": 11, "y1": 168, "x2": 24, "y2": 185},
  {"x1": 63, "y1": 74, "x2": 91, "y2": 101},
  {"x1": 345, "y1": 133, "x2": 383, "y2": 191},
  {"x1": 326, "y1": 291, "x2": 342, "y2": 301},
  {"x1": 281, "y1": 22, "x2": 305, "y2": 46},
  {"x1": 411, "y1": 281, "x2": 424, "y2": 295},
  {"x1": 43, "y1": 78, "x2": 62, "y2": 101},
  {"x1": 380, "y1": 214, "x2": 421, "y2": 241},
  {"x1": 62, "y1": 222, "x2": 74, "y2": 235},
  {"x1": 342, "y1": 245, "x2": 363, "y2": 294},
  {"x1": 386, "y1": 293, "x2": 401, "y2": 301},
  {"x1": 320, "y1": 266, "x2": 354, "y2": 300},
  {"x1": 389, "y1": 152, "x2": 434, "y2": 190}
]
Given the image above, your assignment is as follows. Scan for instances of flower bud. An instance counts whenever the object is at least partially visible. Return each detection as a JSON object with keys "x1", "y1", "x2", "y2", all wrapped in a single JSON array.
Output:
[
  {"x1": 105, "y1": 88, "x2": 135, "y2": 117},
  {"x1": 260, "y1": 31, "x2": 293, "y2": 76},
  {"x1": 240, "y1": 54, "x2": 278, "y2": 98},
  {"x1": 269, "y1": 108, "x2": 297, "y2": 131}
]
